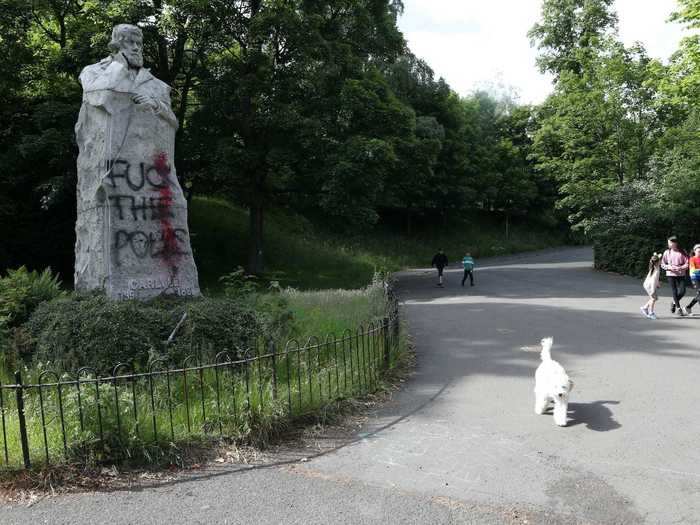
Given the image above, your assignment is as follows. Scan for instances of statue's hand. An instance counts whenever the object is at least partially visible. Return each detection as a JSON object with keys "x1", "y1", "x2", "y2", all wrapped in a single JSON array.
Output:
[{"x1": 132, "y1": 94, "x2": 159, "y2": 111}]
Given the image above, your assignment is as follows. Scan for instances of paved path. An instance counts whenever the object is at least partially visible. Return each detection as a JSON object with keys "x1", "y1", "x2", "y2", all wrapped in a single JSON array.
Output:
[{"x1": 5, "y1": 247, "x2": 700, "y2": 524}]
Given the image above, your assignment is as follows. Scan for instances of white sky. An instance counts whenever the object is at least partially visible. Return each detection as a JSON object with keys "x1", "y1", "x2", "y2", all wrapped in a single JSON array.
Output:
[{"x1": 398, "y1": 0, "x2": 687, "y2": 104}]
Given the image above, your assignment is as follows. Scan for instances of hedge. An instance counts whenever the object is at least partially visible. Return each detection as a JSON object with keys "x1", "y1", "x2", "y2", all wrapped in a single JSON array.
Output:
[
  {"x1": 594, "y1": 235, "x2": 663, "y2": 279},
  {"x1": 23, "y1": 294, "x2": 278, "y2": 374}
]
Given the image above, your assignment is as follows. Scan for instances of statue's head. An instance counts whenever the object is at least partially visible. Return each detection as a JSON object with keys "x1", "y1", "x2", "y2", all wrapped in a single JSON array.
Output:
[{"x1": 109, "y1": 24, "x2": 143, "y2": 68}]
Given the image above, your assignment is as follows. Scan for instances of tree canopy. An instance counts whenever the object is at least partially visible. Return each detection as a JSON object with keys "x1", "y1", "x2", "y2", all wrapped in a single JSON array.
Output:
[
  {"x1": 529, "y1": 0, "x2": 700, "y2": 275},
  {"x1": 8, "y1": 0, "x2": 699, "y2": 280},
  {"x1": 1, "y1": 0, "x2": 567, "y2": 279}
]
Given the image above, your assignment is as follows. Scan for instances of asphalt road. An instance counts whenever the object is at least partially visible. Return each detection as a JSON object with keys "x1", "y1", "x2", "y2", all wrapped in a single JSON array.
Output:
[{"x1": 5, "y1": 247, "x2": 700, "y2": 524}]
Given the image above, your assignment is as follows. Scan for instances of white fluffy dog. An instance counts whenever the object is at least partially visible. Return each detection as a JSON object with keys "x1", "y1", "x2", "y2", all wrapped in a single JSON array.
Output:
[{"x1": 534, "y1": 337, "x2": 573, "y2": 426}]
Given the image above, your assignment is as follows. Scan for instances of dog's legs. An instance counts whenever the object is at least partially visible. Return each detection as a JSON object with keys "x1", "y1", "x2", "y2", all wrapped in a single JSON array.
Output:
[
  {"x1": 534, "y1": 393, "x2": 549, "y2": 415},
  {"x1": 553, "y1": 398, "x2": 568, "y2": 426}
]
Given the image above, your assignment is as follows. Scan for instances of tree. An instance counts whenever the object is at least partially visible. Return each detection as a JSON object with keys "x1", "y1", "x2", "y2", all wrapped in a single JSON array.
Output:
[
  {"x1": 528, "y1": 0, "x2": 617, "y2": 78},
  {"x1": 188, "y1": 0, "x2": 406, "y2": 273},
  {"x1": 0, "y1": 0, "x2": 564, "y2": 281},
  {"x1": 529, "y1": 0, "x2": 662, "y2": 232}
]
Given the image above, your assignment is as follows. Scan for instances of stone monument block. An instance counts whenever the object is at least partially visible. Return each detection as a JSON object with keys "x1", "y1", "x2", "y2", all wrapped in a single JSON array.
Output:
[{"x1": 74, "y1": 24, "x2": 200, "y2": 300}]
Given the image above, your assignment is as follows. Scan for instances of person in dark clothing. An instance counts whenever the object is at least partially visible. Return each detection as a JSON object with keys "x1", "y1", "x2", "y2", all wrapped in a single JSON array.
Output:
[{"x1": 431, "y1": 250, "x2": 448, "y2": 286}]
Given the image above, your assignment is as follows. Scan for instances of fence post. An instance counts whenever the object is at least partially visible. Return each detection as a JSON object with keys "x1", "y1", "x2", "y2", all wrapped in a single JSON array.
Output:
[
  {"x1": 14, "y1": 371, "x2": 31, "y2": 469},
  {"x1": 392, "y1": 302, "x2": 400, "y2": 343},
  {"x1": 270, "y1": 340, "x2": 278, "y2": 400},
  {"x1": 383, "y1": 317, "x2": 391, "y2": 370}
]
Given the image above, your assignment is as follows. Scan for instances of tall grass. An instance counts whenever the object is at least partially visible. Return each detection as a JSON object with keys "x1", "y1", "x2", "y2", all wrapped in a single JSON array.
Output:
[{"x1": 284, "y1": 278, "x2": 388, "y2": 337}]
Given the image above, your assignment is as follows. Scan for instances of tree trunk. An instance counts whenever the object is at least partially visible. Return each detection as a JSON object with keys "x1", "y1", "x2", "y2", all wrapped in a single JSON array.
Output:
[
  {"x1": 152, "y1": 0, "x2": 171, "y2": 81},
  {"x1": 245, "y1": 0, "x2": 265, "y2": 275},
  {"x1": 248, "y1": 202, "x2": 264, "y2": 274},
  {"x1": 58, "y1": 15, "x2": 66, "y2": 49},
  {"x1": 176, "y1": 70, "x2": 193, "y2": 126}
]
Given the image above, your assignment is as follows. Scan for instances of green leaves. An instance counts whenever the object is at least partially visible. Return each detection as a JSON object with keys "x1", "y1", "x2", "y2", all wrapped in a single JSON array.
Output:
[
  {"x1": 528, "y1": 0, "x2": 700, "y2": 274},
  {"x1": 529, "y1": 1, "x2": 665, "y2": 234},
  {"x1": 1, "y1": 0, "x2": 567, "y2": 278},
  {"x1": 528, "y1": 0, "x2": 617, "y2": 77},
  {"x1": 671, "y1": 0, "x2": 700, "y2": 29},
  {"x1": 0, "y1": 266, "x2": 65, "y2": 331}
]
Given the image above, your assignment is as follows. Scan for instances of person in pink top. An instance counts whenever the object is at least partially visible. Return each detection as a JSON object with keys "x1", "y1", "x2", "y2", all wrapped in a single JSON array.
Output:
[{"x1": 661, "y1": 236, "x2": 690, "y2": 316}]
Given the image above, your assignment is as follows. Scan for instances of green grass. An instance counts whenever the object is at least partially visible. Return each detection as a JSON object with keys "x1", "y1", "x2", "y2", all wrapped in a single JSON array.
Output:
[
  {"x1": 189, "y1": 196, "x2": 567, "y2": 292},
  {"x1": 0, "y1": 319, "x2": 398, "y2": 470},
  {"x1": 284, "y1": 281, "x2": 389, "y2": 338}
]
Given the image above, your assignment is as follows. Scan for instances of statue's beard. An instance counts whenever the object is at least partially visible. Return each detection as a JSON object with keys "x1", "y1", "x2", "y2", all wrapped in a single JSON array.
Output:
[{"x1": 122, "y1": 51, "x2": 143, "y2": 68}]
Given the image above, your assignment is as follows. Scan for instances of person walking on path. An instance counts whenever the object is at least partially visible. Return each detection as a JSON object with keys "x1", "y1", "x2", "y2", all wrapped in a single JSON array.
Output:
[
  {"x1": 431, "y1": 249, "x2": 448, "y2": 287},
  {"x1": 685, "y1": 244, "x2": 700, "y2": 315},
  {"x1": 461, "y1": 252, "x2": 475, "y2": 287},
  {"x1": 661, "y1": 236, "x2": 690, "y2": 316},
  {"x1": 641, "y1": 253, "x2": 661, "y2": 319}
]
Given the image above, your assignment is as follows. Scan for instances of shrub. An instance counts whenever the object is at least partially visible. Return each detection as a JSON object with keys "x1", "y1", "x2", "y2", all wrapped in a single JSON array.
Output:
[
  {"x1": 0, "y1": 266, "x2": 65, "y2": 330},
  {"x1": 219, "y1": 266, "x2": 260, "y2": 296},
  {"x1": 586, "y1": 180, "x2": 665, "y2": 278},
  {"x1": 0, "y1": 266, "x2": 65, "y2": 375},
  {"x1": 594, "y1": 235, "x2": 662, "y2": 278},
  {"x1": 219, "y1": 267, "x2": 295, "y2": 343},
  {"x1": 24, "y1": 293, "x2": 290, "y2": 374}
]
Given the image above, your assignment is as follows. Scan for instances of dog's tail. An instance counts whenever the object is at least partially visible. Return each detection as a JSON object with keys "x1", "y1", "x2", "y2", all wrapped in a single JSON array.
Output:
[{"x1": 540, "y1": 337, "x2": 554, "y2": 361}]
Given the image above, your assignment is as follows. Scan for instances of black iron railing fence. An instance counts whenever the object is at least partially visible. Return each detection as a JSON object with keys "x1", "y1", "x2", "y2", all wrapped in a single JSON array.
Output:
[{"x1": 0, "y1": 292, "x2": 401, "y2": 470}]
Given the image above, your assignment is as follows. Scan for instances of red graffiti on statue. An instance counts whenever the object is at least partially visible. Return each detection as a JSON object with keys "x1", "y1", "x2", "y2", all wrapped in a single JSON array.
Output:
[{"x1": 153, "y1": 152, "x2": 180, "y2": 272}]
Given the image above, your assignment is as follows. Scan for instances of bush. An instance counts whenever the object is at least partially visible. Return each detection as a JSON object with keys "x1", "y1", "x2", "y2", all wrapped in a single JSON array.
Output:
[
  {"x1": 219, "y1": 267, "x2": 295, "y2": 343},
  {"x1": 24, "y1": 293, "x2": 291, "y2": 374},
  {"x1": 0, "y1": 266, "x2": 65, "y2": 330},
  {"x1": 594, "y1": 235, "x2": 662, "y2": 278},
  {"x1": 587, "y1": 180, "x2": 667, "y2": 278},
  {"x1": 0, "y1": 266, "x2": 65, "y2": 374},
  {"x1": 588, "y1": 138, "x2": 700, "y2": 278}
]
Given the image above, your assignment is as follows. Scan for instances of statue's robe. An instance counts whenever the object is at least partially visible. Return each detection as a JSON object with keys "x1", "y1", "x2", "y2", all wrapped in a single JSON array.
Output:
[{"x1": 74, "y1": 56, "x2": 200, "y2": 300}]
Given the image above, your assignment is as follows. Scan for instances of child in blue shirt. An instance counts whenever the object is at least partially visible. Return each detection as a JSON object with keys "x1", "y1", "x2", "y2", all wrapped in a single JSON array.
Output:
[{"x1": 461, "y1": 253, "x2": 475, "y2": 287}]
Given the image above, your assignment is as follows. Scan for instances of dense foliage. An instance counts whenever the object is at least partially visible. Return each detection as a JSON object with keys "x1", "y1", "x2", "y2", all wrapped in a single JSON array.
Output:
[
  {"x1": 0, "y1": 266, "x2": 65, "y2": 330},
  {"x1": 0, "y1": 0, "x2": 562, "y2": 280},
  {"x1": 528, "y1": 0, "x2": 700, "y2": 274},
  {"x1": 0, "y1": 266, "x2": 65, "y2": 370},
  {"x1": 7, "y1": 0, "x2": 696, "y2": 280}
]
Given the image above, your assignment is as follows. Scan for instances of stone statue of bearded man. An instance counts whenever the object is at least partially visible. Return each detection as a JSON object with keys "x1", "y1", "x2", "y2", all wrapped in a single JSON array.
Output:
[{"x1": 74, "y1": 24, "x2": 200, "y2": 300}]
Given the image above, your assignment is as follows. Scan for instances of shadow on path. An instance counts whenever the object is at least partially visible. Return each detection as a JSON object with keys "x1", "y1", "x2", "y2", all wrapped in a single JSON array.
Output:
[{"x1": 566, "y1": 401, "x2": 621, "y2": 431}]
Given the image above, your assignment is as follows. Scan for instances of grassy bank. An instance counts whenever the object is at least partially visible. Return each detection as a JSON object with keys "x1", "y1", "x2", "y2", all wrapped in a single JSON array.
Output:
[{"x1": 189, "y1": 197, "x2": 567, "y2": 292}]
